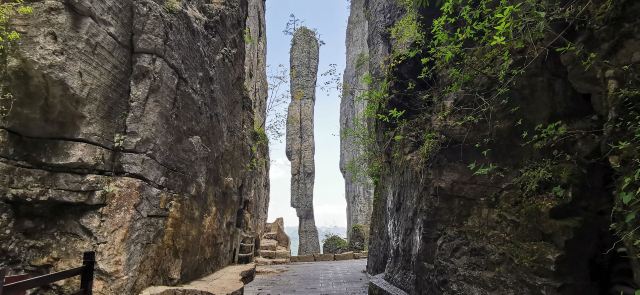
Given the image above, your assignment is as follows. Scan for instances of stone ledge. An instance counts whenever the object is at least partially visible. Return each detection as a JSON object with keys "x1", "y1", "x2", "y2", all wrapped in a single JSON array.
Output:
[
  {"x1": 255, "y1": 257, "x2": 289, "y2": 266},
  {"x1": 313, "y1": 253, "x2": 335, "y2": 261},
  {"x1": 290, "y1": 254, "x2": 315, "y2": 262},
  {"x1": 335, "y1": 251, "x2": 355, "y2": 261},
  {"x1": 288, "y1": 251, "x2": 368, "y2": 263},
  {"x1": 368, "y1": 273, "x2": 409, "y2": 295},
  {"x1": 140, "y1": 263, "x2": 256, "y2": 295}
]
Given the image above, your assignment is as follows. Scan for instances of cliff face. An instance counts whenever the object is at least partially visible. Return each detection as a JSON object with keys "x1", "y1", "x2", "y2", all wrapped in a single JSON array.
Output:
[
  {"x1": 340, "y1": 0, "x2": 374, "y2": 243},
  {"x1": 243, "y1": 0, "x2": 270, "y2": 241},
  {"x1": 359, "y1": 0, "x2": 640, "y2": 294},
  {"x1": 0, "y1": 0, "x2": 268, "y2": 294},
  {"x1": 286, "y1": 27, "x2": 321, "y2": 255}
]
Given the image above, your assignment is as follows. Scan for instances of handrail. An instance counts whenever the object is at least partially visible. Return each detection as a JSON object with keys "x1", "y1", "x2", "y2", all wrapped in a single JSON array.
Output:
[
  {"x1": 3, "y1": 267, "x2": 84, "y2": 292},
  {"x1": 0, "y1": 251, "x2": 95, "y2": 295}
]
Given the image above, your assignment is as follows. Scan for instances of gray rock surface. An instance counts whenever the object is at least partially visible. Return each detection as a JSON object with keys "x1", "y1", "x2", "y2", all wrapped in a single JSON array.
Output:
[
  {"x1": 340, "y1": 0, "x2": 374, "y2": 245},
  {"x1": 243, "y1": 0, "x2": 270, "y2": 239},
  {"x1": 0, "y1": 1, "x2": 269, "y2": 294},
  {"x1": 362, "y1": 0, "x2": 640, "y2": 294},
  {"x1": 286, "y1": 27, "x2": 320, "y2": 255}
]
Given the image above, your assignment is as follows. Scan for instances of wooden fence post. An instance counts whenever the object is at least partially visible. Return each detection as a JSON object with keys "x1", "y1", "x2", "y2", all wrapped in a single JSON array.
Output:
[
  {"x1": 0, "y1": 268, "x2": 6, "y2": 295},
  {"x1": 80, "y1": 252, "x2": 95, "y2": 295}
]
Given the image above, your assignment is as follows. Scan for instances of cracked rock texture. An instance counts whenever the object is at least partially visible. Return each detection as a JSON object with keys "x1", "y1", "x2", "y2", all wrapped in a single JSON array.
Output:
[
  {"x1": 286, "y1": 27, "x2": 320, "y2": 256},
  {"x1": 360, "y1": 0, "x2": 640, "y2": 294},
  {"x1": 340, "y1": 0, "x2": 374, "y2": 245},
  {"x1": 243, "y1": 0, "x2": 270, "y2": 240},
  {"x1": 0, "y1": 0, "x2": 269, "y2": 294}
]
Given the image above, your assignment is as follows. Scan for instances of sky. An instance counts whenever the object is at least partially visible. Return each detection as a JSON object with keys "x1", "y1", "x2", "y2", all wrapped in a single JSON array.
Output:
[{"x1": 265, "y1": 0, "x2": 350, "y2": 228}]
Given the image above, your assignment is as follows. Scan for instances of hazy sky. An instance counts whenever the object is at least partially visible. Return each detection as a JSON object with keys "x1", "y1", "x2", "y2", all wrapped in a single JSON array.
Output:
[{"x1": 265, "y1": 1, "x2": 350, "y2": 228}]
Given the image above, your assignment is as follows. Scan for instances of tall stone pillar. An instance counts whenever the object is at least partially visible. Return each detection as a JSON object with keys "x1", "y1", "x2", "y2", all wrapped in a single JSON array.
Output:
[{"x1": 286, "y1": 27, "x2": 320, "y2": 255}]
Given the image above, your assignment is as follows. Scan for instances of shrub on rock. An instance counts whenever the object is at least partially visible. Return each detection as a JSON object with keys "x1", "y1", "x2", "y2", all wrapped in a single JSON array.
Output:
[
  {"x1": 348, "y1": 224, "x2": 367, "y2": 252},
  {"x1": 322, "y1": 234, "x2": 348, "y2": 254}
]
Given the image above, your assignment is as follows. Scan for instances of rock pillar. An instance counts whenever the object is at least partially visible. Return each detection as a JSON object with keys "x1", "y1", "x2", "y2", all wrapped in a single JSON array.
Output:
[{"x1": 286, "y1": 27, "x2": 320, "y2": 255}]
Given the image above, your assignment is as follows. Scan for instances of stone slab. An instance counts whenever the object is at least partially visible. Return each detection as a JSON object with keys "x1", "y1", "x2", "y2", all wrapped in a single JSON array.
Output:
[
  {"x1": 141, "y1": 263, "x2": 256, "y2": 295},
  {"x1": 255, "y1": 257, "x2": 289, "y2": 266},
  {"x1": 335, "y1": 251, "x2": 355, "y2": 261},
  {"x1": 292, "y1": 255, "x2": 315, "y2": 262},
  {"x1": 245, "y1": 259, "x2": 368, "y2": 294},
  {"x1": 314, "y1": 254, "x2": 335, "y2": 261},
  {"x1": 354, "y1": 252, "x2": 368, "y2": 259}
]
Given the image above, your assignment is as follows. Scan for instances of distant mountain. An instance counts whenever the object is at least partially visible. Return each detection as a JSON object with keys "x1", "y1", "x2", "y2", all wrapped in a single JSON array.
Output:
[{"x1": 285, "y1": 226, "x2": 347, "y2": 255}]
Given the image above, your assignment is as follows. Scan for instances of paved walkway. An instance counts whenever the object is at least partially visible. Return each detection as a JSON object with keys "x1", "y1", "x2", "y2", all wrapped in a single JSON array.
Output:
[{"x1": 244, "y1": 260, "x2": 369, "y2": 295}]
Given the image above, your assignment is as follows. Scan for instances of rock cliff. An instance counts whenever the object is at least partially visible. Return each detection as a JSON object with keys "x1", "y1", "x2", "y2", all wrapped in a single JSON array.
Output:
[
  {"x1": 286, "y1": 27, "x2": 321, "y2": 255},
  {"x1": 0, "y1": 0, "x2": 269, "y2": 294},
  {"x1": 340, "y1": 0, "x2": 374, "y2": 245},
  {"x1": 353, "y1": 0, "x2": 640, "y2": 294},
  {"x1": 243, "y1": 0, "x2": 270, "y2": 241}
]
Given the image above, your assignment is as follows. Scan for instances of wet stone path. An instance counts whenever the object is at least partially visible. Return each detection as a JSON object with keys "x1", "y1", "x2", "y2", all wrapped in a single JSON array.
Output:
[{"x1": 244, "y1": 259, "x2": 369, "y2": 295}]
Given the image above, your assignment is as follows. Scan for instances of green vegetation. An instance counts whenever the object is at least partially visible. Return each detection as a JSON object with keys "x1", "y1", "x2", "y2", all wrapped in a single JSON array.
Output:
[
  {"x1": 113, "y1": 133, "x2": 126, "y2": 149},
  {"x1": 349, "y1": 224, "x2": 368, "y2": 252},
  {"x1": 513, "y1": 160, "x2": 571, "y2": 198},
  {"x1": 609, "y1": 68, "x2": 640, "y2": 256},
  {"x1": 418, "y1": 131, "x2": 439, "y2": 160},
  {"x1": 164, "y1": 0, "x2": 181, "y2": 13},
  {"x1": 0, "y1": 0, "x2": 32, "y2": 120},
  {"x1": 355, "y1": 53, "x2": 368, "y2": 70},
  {"x1": 244, "y1": 28, "x2": 254, "y2": 45},
  {"x1": 322, "y1": 233, "x2": 348, "y2": 254},
  {"x1": 248, "y1": 126, "x2": 269, "y2": 171}
]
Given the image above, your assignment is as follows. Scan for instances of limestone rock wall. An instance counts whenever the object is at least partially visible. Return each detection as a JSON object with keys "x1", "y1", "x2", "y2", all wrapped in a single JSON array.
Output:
[
  {"x1": 0, "y1": 0, "x2": 269, "y2": 294},
  {"x1": 339, "y1": 0, "x2": 374, "y2": 243},
  {"x1": 360, "y1": 0, "x2": 640, "y2": 294},
  {"x1": 286, "y1": 27, "x2": 320, "y2": 255},
  {"x1": 243, "y1": 0, "x2": 270, "y2": 239}
]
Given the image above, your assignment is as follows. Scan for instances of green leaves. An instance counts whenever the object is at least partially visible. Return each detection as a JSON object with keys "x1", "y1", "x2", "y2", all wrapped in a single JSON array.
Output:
[
  {"x1": 626, "y1": 212, "x2": 636, "y2": 224},
  {"x1": 491, "y1": 35, "x2": 506, "y2": 46},
  {"x1": 389, "y1": 108, "x2": 406, "y2": 119},
  {"x1": 1, "y1": 0, "x2": 33, "y2": 119},
  {"x1": 412, "y1": 0, "x2": 430, "y2": 8},
  {"x1": 621, "y1": 191, "x2": 635, "y2": 205},
  {"x1": 525, "y1": 121, "x2": 568, "y2": 149},
  {"x1": 468, "y1": 162, "x2": 499, "y2": 176}
]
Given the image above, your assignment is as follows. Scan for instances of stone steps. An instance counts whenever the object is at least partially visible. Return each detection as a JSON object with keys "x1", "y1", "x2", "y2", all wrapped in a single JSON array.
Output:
[
  {"x1": 262, "y1": 232, "x2": 278, "y2": 240},
  {"x1": 255, "y1": 218, "x2": 291, "y2": 265},
  {"x1": 260, "y1": 238, "x2": 277, "y2": 251}
]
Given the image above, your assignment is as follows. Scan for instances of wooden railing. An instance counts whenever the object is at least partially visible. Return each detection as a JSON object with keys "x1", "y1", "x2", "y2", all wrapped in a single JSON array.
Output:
[{"x1": 0, "y1": 251, "x2": 95, "y2": 295}]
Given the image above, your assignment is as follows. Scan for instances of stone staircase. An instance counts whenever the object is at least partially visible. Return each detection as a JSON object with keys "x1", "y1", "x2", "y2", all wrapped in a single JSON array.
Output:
[
  {"x1": 237, "y1": 232, "x2": 256, "y2": 264},
  {"x1": 256, "y1": 218, "x2": 291, "y2": 265}
]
